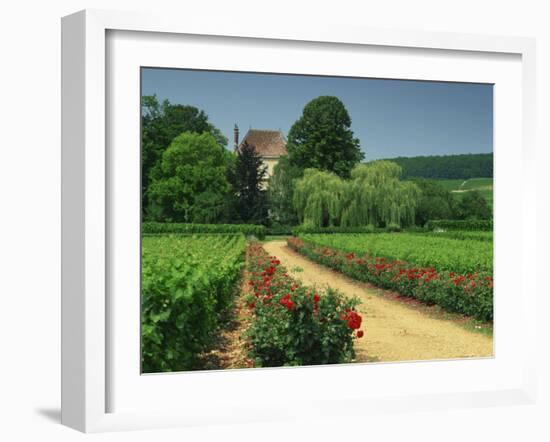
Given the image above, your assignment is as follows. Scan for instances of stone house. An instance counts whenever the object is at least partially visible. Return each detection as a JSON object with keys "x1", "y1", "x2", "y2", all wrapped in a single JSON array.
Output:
[{"x1": 233, "y1": 125, "x2": 287, "y2": 184}]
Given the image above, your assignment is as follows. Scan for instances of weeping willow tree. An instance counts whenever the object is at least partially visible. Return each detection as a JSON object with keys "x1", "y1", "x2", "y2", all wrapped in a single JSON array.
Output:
[
  {"x1": 293, "y1": 169, "x2": 347, "y2": 227},
  {"x1": 293, "y1": 161, "x2": 420, "y2": 228},
  {"x1": 345, "y1": 161, "x2": 420, "y2": 227}
]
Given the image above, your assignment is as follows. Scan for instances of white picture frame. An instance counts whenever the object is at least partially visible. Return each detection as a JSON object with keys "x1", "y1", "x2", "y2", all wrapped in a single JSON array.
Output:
[{"x1": 61, "y1": 9, "x2": 537, "y2": 433}]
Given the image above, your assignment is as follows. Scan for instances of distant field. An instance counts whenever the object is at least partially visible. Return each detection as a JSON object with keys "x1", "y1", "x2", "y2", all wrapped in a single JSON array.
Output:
[
  {"x1": 435, "y1": 177, "x2": 493, "y2": 206},
  {"x1": 435, "y1": 179, "x2": 466, "y2": 191},
  {"x1": 460, "y1": 178, "x2": 493, "y2": 190}
]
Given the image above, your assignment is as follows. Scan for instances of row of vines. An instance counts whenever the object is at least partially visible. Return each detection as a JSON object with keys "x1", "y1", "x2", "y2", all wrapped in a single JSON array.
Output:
[
  {"x1": 142, "y1": 230, "x2": 492, "y2": 373},
  {"x1": 298, "y1": 233, "x2": 493, "y2": 274},
  {"x1": 141, "y1": 234, "x2": 363, "y2": 372},
  {"x1": 288, "y1": 235, "x2": 493, "y2": 321},
  {"x1": 141, "y1": 234, "x2": 246, "y2": 372}
]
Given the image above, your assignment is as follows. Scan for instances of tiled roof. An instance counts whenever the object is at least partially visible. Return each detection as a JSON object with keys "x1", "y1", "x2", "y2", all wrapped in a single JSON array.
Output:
[{"x1": 238, "y1": 129, "x2": 287, "y2": 158}]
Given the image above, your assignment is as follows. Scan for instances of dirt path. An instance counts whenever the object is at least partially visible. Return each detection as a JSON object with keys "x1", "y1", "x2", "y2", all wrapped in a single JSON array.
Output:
[
  {"x1": 263, "y1": 241, "x2": 493, "y2": 363},
  {"x1": 199, "y1": 270, "x2": 253, "y2": 370}
]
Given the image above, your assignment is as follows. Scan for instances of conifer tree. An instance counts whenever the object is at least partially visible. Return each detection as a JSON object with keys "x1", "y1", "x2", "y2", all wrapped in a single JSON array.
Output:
[{"x1": 229, "y1": 142, "x2": 268, "y2": 224}]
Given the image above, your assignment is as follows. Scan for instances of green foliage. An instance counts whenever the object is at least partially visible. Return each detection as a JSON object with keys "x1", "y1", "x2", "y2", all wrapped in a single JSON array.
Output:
[
  {"x1": 411, "y1": 178, "x2": 492, "y2": 225},
  {"x1": 377, "y1": 153, "x2": 493, "y2": 180},
  {"x1": 267, "y1": 155, "x2": 302, "y2": 226},
  {"x1": 245, "y1": 244, "x2": 361, "y2": 367},
  {"x1": 265, "y1": 225, "x2": 295, "y2": 236},
  {"x1": 292, "y1": 225, "x2": 376, "y2": 235},
  {"x1": 422, "y1": 230, "x2": 493, "y2": 242},
  {"x1": 228, "y1": 141, "x2": 268, "y2": 224},
  {"x1": 411, "y1": 178, "x2": 456, "y2": 226},
  {"x1": 425, "y1": 219, "x2": 493, "y2": 231},
  {"x1": 342, "y1": 162, "x2": 420, "y2": 228},
  {"x1": 386, "y1": 223, "x2": 402, "y2": 232},
  {"x1": 455, "y1": 190, "x2": 492, "y2": 220},
  {"x1": 142, "y1": 222, "x2": 267, "y2": 239},
  {"x1": 147, "y1": 132, "x2": 234, "y2": 223},
  {"x1": 432, "y1": 178, "x2": 493, "y2": 209},
  {"x1": 287, "y1": 96, "x2": 364, "y2": 178},
  {"x1": 460, "y1": 177, "x2": 493, "y2": 190},
  {"x1": 141, "y1": 235, "x2": 246, "y2": 372},
  {"x1": 433, "y1": 179, "x2": 466, "y2": 191},
  {"x1": 293, "y1": 169, "x2": 347, "y2": 227},
  {"x1": 141, "y1": 95, "x2": 228, "y2": 217},
  {"x1": 293, "y1": 162, "x2": 420, "y2": 228},
  {"x1": 288, "y1": 236, "x2": 493, "y2": 321},
  {"x1": 299, "y1": 233, "x2": 492, "y2": 274}
]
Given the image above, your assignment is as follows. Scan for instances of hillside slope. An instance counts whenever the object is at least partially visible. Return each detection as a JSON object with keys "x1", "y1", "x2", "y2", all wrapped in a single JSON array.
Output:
[{"x1": 374, "y1": 153, "x2": 493, "y2": 180}]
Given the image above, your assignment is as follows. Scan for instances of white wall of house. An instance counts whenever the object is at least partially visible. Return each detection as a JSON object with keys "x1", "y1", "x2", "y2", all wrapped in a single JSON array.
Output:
[{"x1": 263, "y1": 158, "x2": 279, "y2": 179}]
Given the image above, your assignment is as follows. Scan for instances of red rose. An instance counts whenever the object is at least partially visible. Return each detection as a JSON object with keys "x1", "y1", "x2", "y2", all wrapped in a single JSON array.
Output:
[
  {"x1": 346, "y1": 311, "x2": 362, "y2": 330},
  {"x1": 357, "y1": 330, "x2": 364, "y2": 338},
  {"x1": 279, "y1": 294, "x2": 295, "y2": 311}
]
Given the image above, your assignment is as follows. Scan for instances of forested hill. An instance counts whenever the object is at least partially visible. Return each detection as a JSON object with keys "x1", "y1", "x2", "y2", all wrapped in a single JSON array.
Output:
[{"x1": 374, "y1": 153, "x2": 493, "y2": 179}]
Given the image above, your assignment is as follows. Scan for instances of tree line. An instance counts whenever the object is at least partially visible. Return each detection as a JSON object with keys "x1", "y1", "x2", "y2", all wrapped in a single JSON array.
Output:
[
  {"x1": 142, "y1": 96, "x2": 268, "y2": 224},
  {"x1": 378, "y1": 153, "x2": 493, "y2": 180},
  {"x1": 142, "y1": 94, "x2": 491, "y2": 229}
]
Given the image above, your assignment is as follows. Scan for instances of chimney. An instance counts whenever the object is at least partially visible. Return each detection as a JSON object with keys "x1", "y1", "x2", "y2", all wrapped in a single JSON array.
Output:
[{"x1": 234, "y1": 124, "x2": 239, "y2": 151}]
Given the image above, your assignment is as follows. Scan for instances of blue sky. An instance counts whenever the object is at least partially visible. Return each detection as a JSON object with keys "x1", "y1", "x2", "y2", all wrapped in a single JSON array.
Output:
[{"x1": 141, "y1": 68, "x2": 493, "y2": 160}]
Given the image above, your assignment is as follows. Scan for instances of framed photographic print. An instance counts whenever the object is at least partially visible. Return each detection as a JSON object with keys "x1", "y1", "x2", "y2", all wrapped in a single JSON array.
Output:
[{"x1": 61, "y1": 9, "x2": 537, "y2": 433}]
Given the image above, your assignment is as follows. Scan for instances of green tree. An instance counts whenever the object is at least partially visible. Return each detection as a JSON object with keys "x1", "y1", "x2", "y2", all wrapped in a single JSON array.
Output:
[
  {"x1": 293, "y1": 169, "x2": 347, "y2": 227},
  {"x1": 412, "y1": 178, "x2": 455, "y2": 226},
  {"x1": 147, "y1": 132, "x2": 233, "y2": 223},
  {"x1": 455, "y1": 190, "x2": 492, "y2": 220},
  {"x1": 376, "y1": 153, "x2": 493, "y2": 180},
  {"x1": 141, "y1": 96, "x2": 228, "y2": 217},
  {"x1": 287, "y1": 96, "x2": 364, "y2": 178},
  {"x1": 267, "y1": 155, "x2": 302, "y2": 227},
  {"x1": 341, "y1": 162, "x2": 420, "y2": 228},
  {"x1": 228, "y1": 142, "x2": 268, "y2": 224},
  {"x1": 293, "y1": 161, "x2": 420, "y2": 228}
]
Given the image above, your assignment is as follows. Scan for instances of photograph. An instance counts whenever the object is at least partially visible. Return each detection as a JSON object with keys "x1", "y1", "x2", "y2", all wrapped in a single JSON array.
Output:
[{"x1": 140, "y1": 68, "x2": 494, "y2": 374}]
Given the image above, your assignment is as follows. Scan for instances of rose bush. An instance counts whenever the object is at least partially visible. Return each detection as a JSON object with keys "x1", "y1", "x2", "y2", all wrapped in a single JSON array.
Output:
[
  {"x1": 245, "y1": 243, "x2": 363, "y2": 367},
  {"x1": 288, "y1": 236, "x2": 493, "y2": 321}
]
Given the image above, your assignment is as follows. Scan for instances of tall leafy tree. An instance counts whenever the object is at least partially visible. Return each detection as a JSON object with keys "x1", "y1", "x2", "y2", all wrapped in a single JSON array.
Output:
[
  {"x1": 147, "y1": 132, "x2": 233, "y2": 223},
  {"x1": 141, "y1": 95, "x2": 228, "y2": 217},
  {"x1": 293, "y1": 169, "x2": 347, "y2": 227},
  {"x1": 412, "y1": 178, "x2": 455, "y2": 226},
  {"x1": 287, "y1": 96, "x2": 364, "y2": 178},
  {"x1": 455, "y1": 190, "x2": 492, "y2": 220},
  {"x1": 229, "y1": 142, "x2": 268, "y2": 224},
  {"x1": 341, "y1": 162, "x2": 420, "y2": 228},
  {"x1": 267, "y1": 155, "x2": 302, "y2": 227},
  {"x1": 293, "y1": 161, "x2": 420, "y2": 228}
]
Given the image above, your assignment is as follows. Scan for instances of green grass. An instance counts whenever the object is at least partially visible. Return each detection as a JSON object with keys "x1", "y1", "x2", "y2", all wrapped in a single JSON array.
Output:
[
  {"x1": 433, "y1": 177, "x2": 493, "y2": 207},
  {"x1": 460, "y1": 177, "x2": 493, "y2": 190},
  {"x1": 434, "y1": 177, "x2": 493, "y2": 192},
  {"x1": 434, "y1": 179, "x2": 465, "y2": 191}
]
